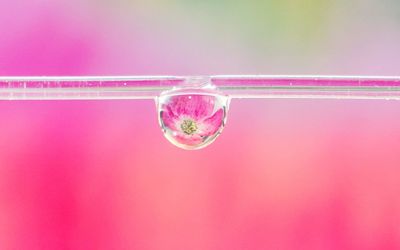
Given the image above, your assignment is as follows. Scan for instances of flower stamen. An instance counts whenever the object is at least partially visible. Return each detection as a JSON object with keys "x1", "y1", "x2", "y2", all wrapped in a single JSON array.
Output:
[{"x1": 181, "y1": 119, "x2": 197, "y2": 135}]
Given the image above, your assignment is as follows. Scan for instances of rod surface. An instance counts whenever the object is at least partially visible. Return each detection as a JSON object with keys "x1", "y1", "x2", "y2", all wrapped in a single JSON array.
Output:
[{"x1": 0, "y1": 75, "x2": 399, "y2": 100}]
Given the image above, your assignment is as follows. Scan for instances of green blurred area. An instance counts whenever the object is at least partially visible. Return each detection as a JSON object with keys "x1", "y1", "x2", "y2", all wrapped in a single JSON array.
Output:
[
  {"x1": 176, "y1": 0, "x2": 332, "y2": 48},
  {"x1": 95, "y1": 0, "x2": 400, "y2": 51},
  {"x1": 89, "y1": 0, "x2": 400, "y2": 74}
]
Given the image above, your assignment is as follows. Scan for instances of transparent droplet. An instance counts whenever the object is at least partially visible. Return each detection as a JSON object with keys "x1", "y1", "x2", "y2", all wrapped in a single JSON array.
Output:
[{"x1": 157, "y1": 88, "x2": 229, "y2": 150}]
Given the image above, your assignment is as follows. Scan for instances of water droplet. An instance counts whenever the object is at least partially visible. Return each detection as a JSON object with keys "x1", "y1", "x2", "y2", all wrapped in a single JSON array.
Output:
[{"x1": 157, "y1": 87, "x2": 229, "y2": 150}]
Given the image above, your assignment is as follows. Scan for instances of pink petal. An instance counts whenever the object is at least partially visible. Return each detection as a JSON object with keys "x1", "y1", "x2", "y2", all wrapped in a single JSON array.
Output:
[
  {"x1": 174, "y1": 133, "x2": 203, "y2": 146},
  {"x1": 160, "y1": 109, "x2": 178, "y2": 131},
  {"x1": 199, "y1": 109, "x2": 224, "y2": 136},
  {"x1": 165, "y1": 94, "x2": 215, "y2": 119}
]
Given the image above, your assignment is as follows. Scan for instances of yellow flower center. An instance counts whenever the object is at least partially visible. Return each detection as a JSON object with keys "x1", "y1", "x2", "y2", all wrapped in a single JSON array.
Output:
[{"x1": 181, "y1": 119, "x2": 198, "y2": 135}]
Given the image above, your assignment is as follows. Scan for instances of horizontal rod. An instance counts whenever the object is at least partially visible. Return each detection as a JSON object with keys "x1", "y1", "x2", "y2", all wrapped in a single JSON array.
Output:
[{"x1": 0, "y1": 75, "x2": 399, "y2": 100}]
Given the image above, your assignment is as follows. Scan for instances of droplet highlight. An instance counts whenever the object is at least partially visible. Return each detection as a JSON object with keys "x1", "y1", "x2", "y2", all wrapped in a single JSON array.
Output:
[{"x1": 157, "y1": 88, "x2": 229, "y2": 150}]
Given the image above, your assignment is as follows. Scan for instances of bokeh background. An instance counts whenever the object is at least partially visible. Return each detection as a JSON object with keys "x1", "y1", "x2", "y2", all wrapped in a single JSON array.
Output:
[{"x1": 1, "y1": 0, "x2": 400, "y2": 249}]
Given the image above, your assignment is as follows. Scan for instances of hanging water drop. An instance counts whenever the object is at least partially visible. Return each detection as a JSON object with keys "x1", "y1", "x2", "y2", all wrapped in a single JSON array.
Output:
[{"x1": 157, "y1": 87, "x2": 229, "y2": 150}]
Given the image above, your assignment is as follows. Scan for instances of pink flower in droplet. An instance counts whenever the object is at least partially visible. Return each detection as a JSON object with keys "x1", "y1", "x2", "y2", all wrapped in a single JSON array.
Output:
[{"x1": 159, "y1": 93, "x2": 226, "y2": 149}]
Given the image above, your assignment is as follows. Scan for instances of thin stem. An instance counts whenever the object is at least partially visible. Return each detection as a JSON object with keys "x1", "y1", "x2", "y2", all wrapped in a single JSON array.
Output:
[
  {"x1": 0, "y1": 76, "x2": 185, "y2": 100},
  {"x1": 0, "y1": 75, "x2": 400, "y2": 100},
  {"x1": 215, "y1": 75, "x2": 400, "y2": 100}
]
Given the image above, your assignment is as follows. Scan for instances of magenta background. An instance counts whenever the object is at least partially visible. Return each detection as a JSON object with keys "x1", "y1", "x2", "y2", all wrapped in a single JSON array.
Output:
[{"x1": 1, "y1": 1, "x2": 400, "y2": 249}]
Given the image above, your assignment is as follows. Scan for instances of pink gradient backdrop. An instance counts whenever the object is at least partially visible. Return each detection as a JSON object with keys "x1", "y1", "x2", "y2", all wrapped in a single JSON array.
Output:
[{"x1": 1, "y1": 1, "x2": 400, "y2": 249}]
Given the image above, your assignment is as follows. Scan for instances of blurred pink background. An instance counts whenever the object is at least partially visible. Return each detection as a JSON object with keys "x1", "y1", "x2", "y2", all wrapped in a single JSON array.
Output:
[{"x1": 1, "y1": 0, "x2": 400, "y2": 249}]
